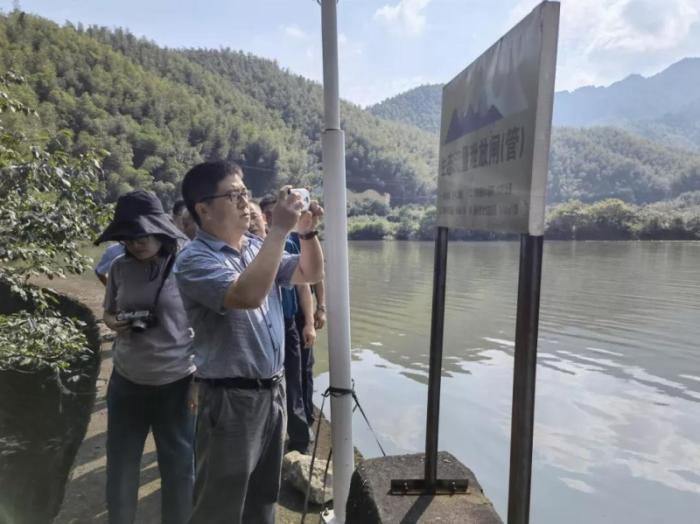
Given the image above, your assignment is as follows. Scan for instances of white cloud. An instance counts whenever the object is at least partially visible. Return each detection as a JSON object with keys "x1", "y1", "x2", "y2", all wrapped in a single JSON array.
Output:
[
  {"x1": 282, "y1": 25, "x2": 309, "y2": 40},
  {"x1": 507, "y1": 0, "x2": 700, "y2": 91},
  {"x1": 374, "y1": 0, "x2": 432, "y2": 37}
]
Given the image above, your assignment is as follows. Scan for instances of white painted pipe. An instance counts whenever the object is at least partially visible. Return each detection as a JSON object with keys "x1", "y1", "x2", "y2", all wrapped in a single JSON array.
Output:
[
  {"x1": 320, "y1": 1, "x2": 354, "y2": 522},
  {"x1": 321, "y1": 0, "x2": 341, "y2": 130}
]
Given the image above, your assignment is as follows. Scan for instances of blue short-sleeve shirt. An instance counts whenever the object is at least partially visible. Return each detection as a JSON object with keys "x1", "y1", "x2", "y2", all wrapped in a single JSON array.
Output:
[
  {"x1": 281, "y1": 236, "x2": 300, "y2": 319},
  {"x1": 174, "y1": 229, "x2": 299, "y2": 379},
  {"x1": 94, "y1": 243, "x2": 126, "y2": 278}
]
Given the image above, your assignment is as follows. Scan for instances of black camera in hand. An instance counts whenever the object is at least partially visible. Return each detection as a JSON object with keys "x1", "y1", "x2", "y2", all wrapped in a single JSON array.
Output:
[{"x1": 116, "y1": 310, "x2": 157, "y2": 333}]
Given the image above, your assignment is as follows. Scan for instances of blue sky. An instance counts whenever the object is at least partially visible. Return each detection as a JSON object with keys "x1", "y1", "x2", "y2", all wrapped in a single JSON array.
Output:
[{"x1": 10, "y1": 0, "x2": 700, "y2": 106}]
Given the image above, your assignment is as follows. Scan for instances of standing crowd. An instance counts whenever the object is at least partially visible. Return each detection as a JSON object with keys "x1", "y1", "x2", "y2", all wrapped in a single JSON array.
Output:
[{"x1": 94, "y1": 161, "x2": 326, "y2": 524}]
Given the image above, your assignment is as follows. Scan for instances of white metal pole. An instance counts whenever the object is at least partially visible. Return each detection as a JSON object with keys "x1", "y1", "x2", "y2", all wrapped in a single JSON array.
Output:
[{"x1": 319, "y1": 0, "x2": 353, "y2": 522}]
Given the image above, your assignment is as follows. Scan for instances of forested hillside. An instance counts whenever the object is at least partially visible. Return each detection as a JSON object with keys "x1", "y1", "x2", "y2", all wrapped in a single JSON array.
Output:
[
  {"x1": 549, "y1": 128, "x2": 700, "y2": 204},
  {"x1": 0, "y1": 11, "x2": 437, "y2": 206},
  {"x1": 2, "y1": 10, "x2": 699, "y2": 217}
]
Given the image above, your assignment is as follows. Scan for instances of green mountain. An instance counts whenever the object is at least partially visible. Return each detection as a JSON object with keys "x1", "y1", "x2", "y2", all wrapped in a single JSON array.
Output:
[
  {"x1": 367, "y1": 59, "x2": 700, "y2": 204},
  {"x1": 549, "y1": 127, "x2": 700, "y2": 204},
  {"x1": 553, "y1": 58, "x2": 700, "y2": 127},
  {"x1": 369, "y1": 58, "x2": 700, "y2": 147},
  {"x1": 0, "y1": 11, "x2": 437, "y2": 207},
  {"x1": 368, "y1": 84, "x2": 442, "y2": 135}
]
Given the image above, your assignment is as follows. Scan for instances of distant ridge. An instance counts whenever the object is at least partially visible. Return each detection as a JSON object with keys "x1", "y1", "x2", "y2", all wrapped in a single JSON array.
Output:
[
  {"x1": 367, "y1": 58, "x2": 700, "y2": 205},
  {"x1": 554, "y1": 57, "x2": 700, "y2": 126},
  {"x1": 367, "y1": 58, "x2": 700, "y2": 152},
  {"x1": 369, "y1": 84, "x2": 442, "y2": 134}
]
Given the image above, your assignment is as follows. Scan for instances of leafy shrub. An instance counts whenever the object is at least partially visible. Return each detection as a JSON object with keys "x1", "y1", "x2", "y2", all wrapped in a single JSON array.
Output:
[
  {"x1": 0, "y1": 74, "x2": 107, "y2": 375},
  {"x1": 347, "y1": 215, "x2": 394, "y2": 240},
  {"x1": 347, "y1": 196, "x2": 390, "y2": 217}
]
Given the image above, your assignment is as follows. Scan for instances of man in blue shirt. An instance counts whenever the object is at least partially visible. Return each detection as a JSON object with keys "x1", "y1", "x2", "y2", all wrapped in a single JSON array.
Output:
[
  {"x1": 259, "y1": 195, "x2": 315, "y2": 454},
  {"x1": 94, "y1": 242, "x2": 125, "y2": 286},
  {"x1": 174, "y1": 161, "x2": 324, "y2": 524}
]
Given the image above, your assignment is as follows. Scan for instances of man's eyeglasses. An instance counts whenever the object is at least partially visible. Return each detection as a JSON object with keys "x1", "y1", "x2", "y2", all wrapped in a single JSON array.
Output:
[{"x1": 198, "y1": 188, "x2": 251, "y2": 203}]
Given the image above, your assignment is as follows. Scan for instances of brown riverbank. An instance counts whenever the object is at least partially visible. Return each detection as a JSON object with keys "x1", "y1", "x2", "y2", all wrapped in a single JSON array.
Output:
[{"x1": 37, "y1": 275, "x2": 337, "y2": 523}]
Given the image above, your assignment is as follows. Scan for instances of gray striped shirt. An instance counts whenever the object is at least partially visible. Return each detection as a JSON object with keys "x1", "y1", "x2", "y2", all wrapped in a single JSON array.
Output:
[{"x1": 174, "y1": 230, "x2": 298, "y2": 379}]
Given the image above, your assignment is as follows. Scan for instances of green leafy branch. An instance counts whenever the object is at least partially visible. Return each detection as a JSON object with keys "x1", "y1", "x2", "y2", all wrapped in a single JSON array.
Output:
[{"x1": 0, "y1": 74, "x2": 108, "y2": 374}]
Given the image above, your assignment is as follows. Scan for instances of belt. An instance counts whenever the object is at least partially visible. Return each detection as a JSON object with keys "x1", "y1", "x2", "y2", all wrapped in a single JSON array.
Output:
[{"x1": 196, "y1": 372, "x2": 284, "y2": 390}]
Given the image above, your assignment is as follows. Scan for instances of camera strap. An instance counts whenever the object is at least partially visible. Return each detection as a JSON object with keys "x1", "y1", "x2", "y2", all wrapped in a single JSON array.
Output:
[{"x1": 152, "y1": 254, "x2": 176, "y2": 311}]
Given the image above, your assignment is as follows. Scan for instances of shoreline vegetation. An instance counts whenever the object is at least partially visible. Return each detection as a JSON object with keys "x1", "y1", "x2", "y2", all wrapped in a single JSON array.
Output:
[{"x1": 346, "y1": 195, "x2": 700, "y2": 241}]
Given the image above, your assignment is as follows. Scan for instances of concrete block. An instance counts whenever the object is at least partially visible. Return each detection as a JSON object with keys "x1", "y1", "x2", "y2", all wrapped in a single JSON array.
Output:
[{"x1": 346, "y1": 451, "x2": 503, "y2": 523}]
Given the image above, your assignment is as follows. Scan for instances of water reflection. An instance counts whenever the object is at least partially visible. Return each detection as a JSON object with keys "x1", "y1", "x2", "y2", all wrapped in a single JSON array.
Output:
[{"x1": 314, "y1": 241, "x2": 700, "y2": 524}]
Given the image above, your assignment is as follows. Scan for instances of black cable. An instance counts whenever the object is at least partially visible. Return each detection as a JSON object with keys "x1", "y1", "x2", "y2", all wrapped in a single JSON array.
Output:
[
  {"x1": 300, "y1": 382, "x2": 388, "y2": 524},
  {"x1": 301, "y1": 391, "x2": 329, "y2": 524}
]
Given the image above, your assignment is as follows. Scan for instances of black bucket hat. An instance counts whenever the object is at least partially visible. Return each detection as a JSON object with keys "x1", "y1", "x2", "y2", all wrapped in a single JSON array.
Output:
[{"x1": 95, "y1": 190, "x2": 187, "y2": 244}]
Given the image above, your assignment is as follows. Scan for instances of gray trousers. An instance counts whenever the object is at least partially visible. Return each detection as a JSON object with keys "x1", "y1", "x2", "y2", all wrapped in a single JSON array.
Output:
[{"x1": 189, "y1": 379, "x2": 286, "y2": 524}]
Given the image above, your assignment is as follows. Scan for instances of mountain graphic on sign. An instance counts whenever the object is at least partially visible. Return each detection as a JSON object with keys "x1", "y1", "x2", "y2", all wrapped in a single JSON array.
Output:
[{"x1": 445, "y1": 104, "x2": 503, "y2": 143}]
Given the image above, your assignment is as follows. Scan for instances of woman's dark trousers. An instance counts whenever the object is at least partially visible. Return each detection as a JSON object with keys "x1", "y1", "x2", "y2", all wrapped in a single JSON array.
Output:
[{"x1": 106, "y1": 370, "x2": 195, "y2": 524}]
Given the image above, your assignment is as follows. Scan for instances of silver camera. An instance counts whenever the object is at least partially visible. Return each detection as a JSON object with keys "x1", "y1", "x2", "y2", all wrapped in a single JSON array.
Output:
[
  {"x1": 289, "y1": 188, "x2": 311, "y2": 211},
  {"x1": 116, "y1": 310, "x2": 156, "y2": 333}
]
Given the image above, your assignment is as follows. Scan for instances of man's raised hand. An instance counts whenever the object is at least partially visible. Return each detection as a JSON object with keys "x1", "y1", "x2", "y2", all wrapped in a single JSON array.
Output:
[
  {"x1": 298, "y1": 201, "x2": 324, "y2": 235},
  {"x1": 270, "y1": 185, "x2": 303, "y2": 234}
]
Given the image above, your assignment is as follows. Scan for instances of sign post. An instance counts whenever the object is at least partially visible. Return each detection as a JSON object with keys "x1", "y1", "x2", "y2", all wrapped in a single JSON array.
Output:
[{"x1": 392, "y1": 2, "x2": 559, "y2": 518}]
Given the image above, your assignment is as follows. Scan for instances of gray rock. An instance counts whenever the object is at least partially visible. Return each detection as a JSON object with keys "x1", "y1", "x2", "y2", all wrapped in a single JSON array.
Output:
[{"x1": 283, "y1": 451, "x2": 333, "y2": 505}]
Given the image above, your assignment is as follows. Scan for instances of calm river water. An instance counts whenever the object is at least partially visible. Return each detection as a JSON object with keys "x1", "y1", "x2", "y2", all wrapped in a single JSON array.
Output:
[{"x1": 313, "y1": 241, "x2": 700, "y2": 523}]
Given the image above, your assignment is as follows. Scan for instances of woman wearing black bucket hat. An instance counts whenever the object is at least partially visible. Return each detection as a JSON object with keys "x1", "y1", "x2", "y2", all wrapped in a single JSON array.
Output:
[{"x1": 97, "y1": 190, "x2": 195, "y2": 524}]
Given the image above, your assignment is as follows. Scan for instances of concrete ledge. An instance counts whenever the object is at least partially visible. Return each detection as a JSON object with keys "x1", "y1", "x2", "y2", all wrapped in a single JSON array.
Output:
[{"x1": 346, "y1": 451, "x2": 503, "y2": 523}]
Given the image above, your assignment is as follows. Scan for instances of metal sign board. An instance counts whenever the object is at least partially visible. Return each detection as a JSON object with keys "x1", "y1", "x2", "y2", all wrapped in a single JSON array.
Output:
[{"x1": 437, "y1": 1, "x2": 559, "y2": 235}]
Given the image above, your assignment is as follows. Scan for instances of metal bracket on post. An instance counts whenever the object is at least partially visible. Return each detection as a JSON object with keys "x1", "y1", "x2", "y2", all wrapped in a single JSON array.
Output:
[
  {"x1": 390, "y1": 478, "x2": 469, "y2": 496},
  {"x1": 390, "y1": 227, "x2": 468, "y2": 497}
]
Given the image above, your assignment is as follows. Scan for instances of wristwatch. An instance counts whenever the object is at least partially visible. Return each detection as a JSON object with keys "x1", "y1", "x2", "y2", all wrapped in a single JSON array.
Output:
[
  {"x1": 299, "y1": 230, "x2": 319, "y2": 240},
  {"x1": 316, "y1": 304, "x2": 326, "y2": 312}
]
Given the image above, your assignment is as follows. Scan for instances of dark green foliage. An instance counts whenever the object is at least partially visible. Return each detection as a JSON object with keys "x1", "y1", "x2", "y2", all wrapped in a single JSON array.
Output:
[
  {"x1": 0, "y1": 311, "x2": 91, "y2": 373},
  {"x1": 0, "y1": 75, "x2": 107, "y2": 374}
]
